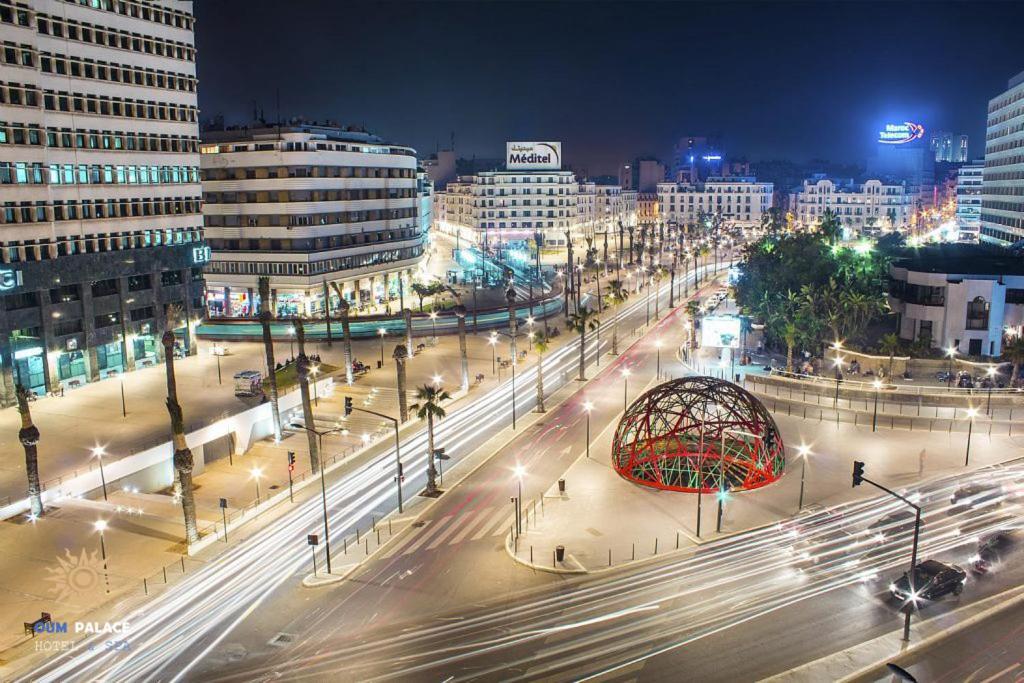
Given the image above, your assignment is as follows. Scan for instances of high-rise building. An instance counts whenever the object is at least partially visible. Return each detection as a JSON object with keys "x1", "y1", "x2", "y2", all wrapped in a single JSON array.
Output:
[
  {"x1": 671, "y1": 136, "x2": 723, "y2": 183},
  {"x1": 0, "y1": 0, "x2": 204, "y2": 404},
  {"x1": 200, "y1": 122, "x2": 428, "y2": 318},
  {"x1": 955, "y1": 160, "x2": 984, "y2": 240},
  {"x1": 980, "y1": 70, "x2": 1024, "y2": 246},
  {"x1": 930, "y1": 131, "x2": 969, "y2": 163},
  {"x1": 867, "y1": 120, "x2": 933, "y2": 207}
]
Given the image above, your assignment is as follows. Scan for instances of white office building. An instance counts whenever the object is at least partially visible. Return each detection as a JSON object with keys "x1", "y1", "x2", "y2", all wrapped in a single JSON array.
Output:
[
  {"x1": 789, "y1": 176, "x2": 913, "y2": 235},
  {"x1": 888, "y1": 245, "x2": 1024, "y2": 357},
  {"x1": 201, "y1": 122, "x2": 428, "y2": 317},
  {"x1": 956, "y1": 160, "x2": 984, "y2": 240},
  {"x1": 657, "y1": 176, "x2": 773, "y2": 229},
  {"x1": 980, "y1": 70, "x2": 1024, "y2": 246},
  {"x1": 0, "y1": 0, "x2": 203, "y2": 404}
]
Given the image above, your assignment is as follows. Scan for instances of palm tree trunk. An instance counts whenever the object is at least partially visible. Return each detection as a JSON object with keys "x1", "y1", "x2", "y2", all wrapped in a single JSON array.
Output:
[
  {"x1": 578, "y1": 328, "x2": 587, "y2": 381},
  {"x1": 506, "y1": 288, "x2": 518, "y2": 366},
  {"x1": 612, "y1": 314, "x2": 619, "y2": 355},
  {"x1": 17, "y1": 385, "x2": 43, "y2": 517},
  {"x1": 888, "y1": 353, "x2": 895, "y2": 379},
  {"x1": 786, "y1": 342, "x2": 795, "y2": 373},
  {"x1": 258, "y1": 277, "x2": 283, "y2": 441},
  {"x1": 426, "y1": 413, "x2": 437, "y2": 494},
  {"x1": 536, "y1": 350, "x2": 546, "y2": 413},
  {"x1": 163, "y1": 331, "x2": 198, "y2": 544},
  {"x1": 322, "y1": 280, "x2": 333, "y2": 347},
  {"x1": 332, "y1": 284, "x2": 354, "y2": 386},
  {"x1": 394, "y1": 347, "x2": 409, "y2": 423},
  {"x1": 403, "y1": 308, "x2": 414, "y2": 355},
  {"x1": 456, "y1": 306, "x2": 469, "y2": 391},
  {"x1": 294, "y1": 322, "x2": 320, "y2": 473},
  {"x1": 1012, "y1": 361, "x2": 1021, "y2": 387}
]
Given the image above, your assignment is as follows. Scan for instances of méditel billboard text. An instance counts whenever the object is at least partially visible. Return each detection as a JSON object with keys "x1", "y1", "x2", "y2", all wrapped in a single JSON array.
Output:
[{"x1": 506, "y1": 142, "x2": 562, "y2": 171}]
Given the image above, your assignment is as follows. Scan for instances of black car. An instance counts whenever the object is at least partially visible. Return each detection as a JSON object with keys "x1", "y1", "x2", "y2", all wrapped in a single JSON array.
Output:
[
  {"x1": 867, "y1": 510, "x2": 920, "y2": 542},
  {"x1": 950, "y1": 482, "x2": 1004, "y2": 510},
  {"x1": 972, "y1": 528, "x2": 1022, "y2": 573},
  {"x1": 890, "y1": 559, "x2": 966, "y2": 601}
]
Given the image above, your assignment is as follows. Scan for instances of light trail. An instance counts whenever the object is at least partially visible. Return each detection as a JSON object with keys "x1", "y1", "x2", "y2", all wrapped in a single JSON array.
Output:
[{"x1": 19, "y1": 261, "x2": 719, "y2": 682}]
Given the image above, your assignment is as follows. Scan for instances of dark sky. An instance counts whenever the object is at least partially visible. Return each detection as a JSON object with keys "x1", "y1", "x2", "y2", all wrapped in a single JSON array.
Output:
[{"x1": 194, "y1": 1, "x2": 1024, "y2": 174}]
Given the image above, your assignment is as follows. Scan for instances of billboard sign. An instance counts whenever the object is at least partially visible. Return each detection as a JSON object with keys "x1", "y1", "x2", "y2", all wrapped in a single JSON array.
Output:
[
  {"x1": 878, "y1": 122, "x2": 925, "y2": 145},
  {"x1": 701, "y1": 315, "x2": 742, "y2": 349},
  {"x1": 506, "y1": 141, "x2": 562, "y2": 170}
]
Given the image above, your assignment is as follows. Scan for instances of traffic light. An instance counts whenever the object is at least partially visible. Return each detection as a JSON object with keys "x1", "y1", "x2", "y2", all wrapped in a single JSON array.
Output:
[
  {"x1": 852, "y1": 460, "x2": 866, "y2": 487},
  {"x1": 287, "y1": 451, "x2": 296, "y2": 472},
  {"x1": 397, "y1": 462, "x2": 404, "y2": 482},
  {"x1": 344, "y1": 396, "x2": 353, "y2": 416}
]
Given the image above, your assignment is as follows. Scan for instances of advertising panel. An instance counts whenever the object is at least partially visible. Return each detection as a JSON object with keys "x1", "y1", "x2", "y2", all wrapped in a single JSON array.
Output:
[
  {"x1": 701, "y1": 315, "x2": 742, "y2": 349},
  {"x1": 506, "y1": 141, "x2": 562, "y2": 170}
]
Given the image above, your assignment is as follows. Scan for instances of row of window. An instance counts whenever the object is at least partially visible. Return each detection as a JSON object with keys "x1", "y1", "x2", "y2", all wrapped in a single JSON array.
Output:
[
  {"x1": 0, "y1": 162, "x2": 198, "y2": 186},
  {"x1": 983, "y1": 186, "x2": 1024, "y2": 197},
  {"x1": 40, "y1": 86, "x2": 198, "y2": 122},
  {"x1": 205, "y1": 207, "x2": 417, "y2": 228},
  {"x1": 0, "y1": 195, "x2": 200, "y2": 227},
  {"x1": 207, "y1": 228, "x2": 422, "y2": 253},
  {"x1": 984, "y1": 154, "x2": 1024, "y2": 169},
  {"x1": 6, "y1": 268, "x2": 201, "y2": 311},
  {"x1": 56, "y1": 0, "x2": 194, "y2": 31},
  {"x1": 206, "y1": 245, "x2": 423, "y2": 278},
  {"x1": 201, "y1": 165, "x2": 415, "y2": 181},
  {"x1": 38, "y1": 51, "x2": 196, "y2": 93},
  {"x1": 982, "y1": 170, "x2": 1024, "y2": 181},
  {"x1": 0, "y1": 121, "x2": 199, "y2": 153},
  {"x1": 980, "y1": 226, "x2": 1022, "y2": 243},
  {"x1": 981, "y1": 200, "x2": 1024, "y2": 214},
  {"x1": 38, "y1": 10, "x2": 195, "y2": 61},
  {"x1": 203, "y1": 188, "x2": 415, "y2": 204},
  {"x1": 203, "y1": 141, "x2": 415, "y2": 157},
  {"x1": 983, "y1": 132, "x2": 1024, "y2": 155},
  {"x1": 2, "y1": 227, "x2": 201, "y2": 264},
  {"x1": 980, "y1": 212, "x2": 1024, "y2": 231}
]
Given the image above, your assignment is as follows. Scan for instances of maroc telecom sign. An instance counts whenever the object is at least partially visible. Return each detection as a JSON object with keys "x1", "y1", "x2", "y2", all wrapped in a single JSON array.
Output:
[
  {"x1": 878, "y1": 122, "x2": 925, "y2": 145},
  {"x1": 506, "y1": 141, "x2": 562, "y2": 170}
]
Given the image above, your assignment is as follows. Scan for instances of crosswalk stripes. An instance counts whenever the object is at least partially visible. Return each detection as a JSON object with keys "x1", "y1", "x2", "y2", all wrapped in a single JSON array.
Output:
[
  {"x1": 425, "y1": 513, "x2": 467, "y2": 550},
  {"x1": 402, "y1": 515, "x2": 453, "y2": 555},
  {"x1": 449, "y1": 505, "x2": 500, "y2": 544},
  {"x1": 376, "y1": 504, "x2": 518, "y2": 561},
  {"x1": 376, "y1": 519, "x2": 431, "y2": 559},
  {"x1": 471, "y1": 505, "x2": 515, "y2": 541}
]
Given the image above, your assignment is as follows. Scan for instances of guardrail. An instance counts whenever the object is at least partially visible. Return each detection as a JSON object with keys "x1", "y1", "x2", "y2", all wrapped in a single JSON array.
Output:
[{"x1": 763, "y1": 368, "x2": 1024, "y2": 399}]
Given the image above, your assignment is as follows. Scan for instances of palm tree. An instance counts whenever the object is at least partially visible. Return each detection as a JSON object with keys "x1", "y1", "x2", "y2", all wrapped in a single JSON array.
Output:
[
  {"x1": 162, "y1": 309, "x2": 198, "y2": 545},
  {"x1": 403, "y1": 308, "x2": 414, "y2": 355},
  {"x1": 533, "y1": 332, "x2": 549, "y2": 413},
  {"x1": 1002, "y1": 335, "x2": 1024, "y2": 387},
  {"x1": 293, "y1": 320, "x2": 320, "y2": 473},
  {"x1": 506, "y1": 286, "x2": 518, "y2": 366},
  {"x1": 782, "y1": 322, "x2": 800, "y2": 373},
  {"x1": 332, "y1": 284, "x2": 353, "y2": 386},
  {"x1": 412, "y1": 384, "x2": 450, "y2": 496},
  {"x1": 394, "y1": 344, "x2": 409, "y2": 423},
  {"x1": 818, "y1": 208, "x2": 842, "y2": 245},
  {"x1": 878, "y1": 333, "x2": 901, "y2": 379},
  {"x1": 411, "y1": 283, "x2": 430, "y2": 312},
  {"x1": 454, "y1": 304, "x2": 469, "y2": 391},
  {"x1": 257, "y1": 276, "x2": 282, "y2": 441},
  {"x1": 569, "y1": 305, "x2": 600, "y2": 381},
  {"x1": 685, "y1": 300, "x2": 701, "y2": 347},
  {"x1": 17, "y1": 384, "x2": 42, "y2": 517},
  {"x1": 651, "y1": 267, "x2": 664, "y2": 320},
  {"x1": 605, "y1": 279, "x2": 629, "y2": 355}
]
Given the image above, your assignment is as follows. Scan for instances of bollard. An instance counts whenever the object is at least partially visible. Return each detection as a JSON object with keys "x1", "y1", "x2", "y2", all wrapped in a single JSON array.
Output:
[
  {"x1": 654, "y1": 538, "x2": 658, "y2": 555},
  {"x1": 632, "y1": 543, "x2": 636, "y2": 560},
  {"x1": 143, "y1": 578, "x2": 148, "y2": 595},
  {"x1": 377, "y1": 528, "x2": 381, "y2": 545},
  {"x1": 556, "y1": 545, "x2": 565, "y2": 562},
  {"x1": 180, "y1": 556, "x2": 185, "y2": 573},
  {"x1": 676, "y1": 531, "x2": 680, "y2": 549},
  {"x1": 389, "y1": 519, "x2": 392, "y2": 535},
  {"x1": 365, "y1": 539, "x2": 369, "y2": 555},
  {"x1": 553, "y1": 550, "x2": 556, "y2": 568},
  {"x1": 356, "y1": 528, "x2": 360, "y2": 542},
  {"x1": 558, "y1": 478, "x2": 566, "y2": 494},
  {"x1": 372, "y1": 516, "x2": 376, "y2": 531},
  {"x1": 163, "y1": 567, "x2": 168, "y2": 584},
  {"x1": 344, "y1": 537, "x2": 348, "y2": 554},
  {"x1": 609, "y1": 549, "x2": 612, "y2": 566},
  {"x1": 530, "y1": 546, "x2": 534, "y2": 564}
]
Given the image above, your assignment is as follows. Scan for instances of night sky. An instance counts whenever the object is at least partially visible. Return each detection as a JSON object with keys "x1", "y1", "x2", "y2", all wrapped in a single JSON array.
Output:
[{"x1": 194, "y1": 1, "x2": 1024, "y2": 174}]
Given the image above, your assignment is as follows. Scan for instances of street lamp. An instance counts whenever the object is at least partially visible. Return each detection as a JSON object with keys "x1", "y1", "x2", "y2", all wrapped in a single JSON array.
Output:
[
  {"x1": 583, "y1": 400, "x2": 593, "y2": 458},
  {"x1": 429, "y1": 310, "x2": 438, "y2": 340},
  {"x1": 832, "y1": 351, "x2": 845, "y2": 409},
  {"x1": 92, "y1": 446, "x2": 109, "y2": 501},
  {"x1": 655, "y1": 339, "x2": 663, "y2": 379},
  {"x1": 796, "y1": 444, "x2": 812, "y2": 510},
  {"x1": 94, "y1": 519, "x2": 111, "y2": 593},
  {"x1": 378, "y1": 327, "x2": 386, "y2": 366},
  {"x1": 945, "y1": 346, "x2": 957, "y2": 389},
  {"x1": 621, "y1": 368, "x2": 631, "y2": 411},
  {"x1": 872, "y1": 379, "x2": 883, "y2": 432},
  {"x1": 488, "y1": 332, "x2": 498, "y2": 375},
  {"x1": 432, "y1": 373, "x2": 443, "y2": 387},
  {"x1": 250, "y1": 466, "x2": 263, "y2": 503},
  {"x1": 964, "y1": 407, "x2": 979, "y2": 466}
]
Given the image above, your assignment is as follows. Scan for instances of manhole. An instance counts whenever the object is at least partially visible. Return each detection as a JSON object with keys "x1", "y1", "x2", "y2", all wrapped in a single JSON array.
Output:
[
  {"x1": 268, "y1": 632, "x2": 295, "y2": 647},
  {"x1": 269, "y1": 484, "x2": 280, "y2": 491},
  {"x1": 411, "y1": 521, "x2": 426, "y2": 528}
]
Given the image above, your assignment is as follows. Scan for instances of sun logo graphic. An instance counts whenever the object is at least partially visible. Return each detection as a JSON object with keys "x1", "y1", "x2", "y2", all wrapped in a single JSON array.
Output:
[{"x1": 44, "y1": 548, "x2": 104, "y2": 601}]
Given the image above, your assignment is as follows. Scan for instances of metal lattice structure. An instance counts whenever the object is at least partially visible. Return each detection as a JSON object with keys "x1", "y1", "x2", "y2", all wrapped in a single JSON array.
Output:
[{"x1": 612, "y1": 376, "x2": 785, "y2": 493}]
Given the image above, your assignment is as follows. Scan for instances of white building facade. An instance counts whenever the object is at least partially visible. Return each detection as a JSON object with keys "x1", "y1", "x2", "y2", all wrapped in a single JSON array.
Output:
[
  {"x1": 980, "y1": 70, "x2": 1024, "y2": 246},
  {"x1": 657, "y1": 176, "x2": 773, "y2": 229},
  {"x1": 789, "y1": 177, "x2": 913, "y2": 234},
  {"x1": 0, "y1": 0, "x2": 204, "y2": 404},
  {"x1": 201, "y1": 124, "x2": 427, "y2": 317},
  {"x1": 956, "y1": 160, "x2": 984, "y2": 239}
]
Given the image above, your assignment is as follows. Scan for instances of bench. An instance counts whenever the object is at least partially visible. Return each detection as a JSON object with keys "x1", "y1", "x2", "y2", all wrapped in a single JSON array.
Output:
[{"x1": 24, "y1": 612, "x2": 51, "y2": 637}]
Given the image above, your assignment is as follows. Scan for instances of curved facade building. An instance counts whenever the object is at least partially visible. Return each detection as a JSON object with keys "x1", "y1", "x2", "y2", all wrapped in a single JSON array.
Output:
[{"x1": 201, "y1": 122, "x2": 428, "y2": 318}]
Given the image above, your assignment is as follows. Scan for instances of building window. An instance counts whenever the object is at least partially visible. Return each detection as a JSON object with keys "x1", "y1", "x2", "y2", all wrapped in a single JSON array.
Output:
[{"x1": 966, "y1": 296, "x2": 989, "y2": 330}]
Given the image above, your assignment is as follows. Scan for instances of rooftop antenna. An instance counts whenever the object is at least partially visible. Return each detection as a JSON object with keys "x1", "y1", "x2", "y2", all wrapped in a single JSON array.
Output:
[{"x1": 276, "y1": 88, "x2": 281, "y2": 140}]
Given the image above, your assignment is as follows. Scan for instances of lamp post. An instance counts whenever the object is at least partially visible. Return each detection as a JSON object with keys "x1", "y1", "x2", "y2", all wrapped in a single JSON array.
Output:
[
  {"x1": 92, "y1": 446, "x2": 109, "y2": 501},
  {"x1": 717, "y1": 428, "x2": 761, "y2": 527},
  {"x1": 250, "y1": 466, "x2": 263, "y2": 503},
  {"x1": 796, "y1": 444, "x2": 811, "y2": 510},
  {"x1": 945, "y1": 346, "x2": 957, "y2": 389},
  {"x1": 831, "y1": 346, "x2": 845, "y2": 409},
  {"x1": 94, "y1": 519, "x2": 111, "y2": 594},
  {"x1": 513, "y1": 464, "x2": 525, "y2": 534},
  {"x1": 430, "y1": 310, "x2": 438, "y2": 341},
  {"x1": 212, "y1": 346, "x2": 223, "y2": 385},
  {"x1": 583, "y1": 400, "x2": 593, "y2": 458},
  {"x1": 872, "y1": 379, "x2": 882, "y2": 432},
  {"x1": 986, "y1": 365, "x2": 997, "y2": 415},
  {"x1": 488, "y1": 332, "x2": 498, "y2": 375},
  {"x1": 964, "y1": 407, "x2": 979, "y2": 467},
  {"x1": 655, "y1": 339, "x2": 663, "y2": 379},
  {"x1": 378, "y1": 327, "x2": 386, "y2": 367},
  {"x1": 289, "y1": 421, "x2": 349, "y2": 573},
  {"x1": 621, "y1": 368, "x2": 630, "y2": 411},
  {"x1": 288, "y1": 325, "x2": 296, "y2": 361}
]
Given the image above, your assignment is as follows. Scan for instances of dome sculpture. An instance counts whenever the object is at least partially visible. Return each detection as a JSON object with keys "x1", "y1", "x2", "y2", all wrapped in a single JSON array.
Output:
[{"x1": 612, "y1": 376, "x2": 784, "y2": 493}]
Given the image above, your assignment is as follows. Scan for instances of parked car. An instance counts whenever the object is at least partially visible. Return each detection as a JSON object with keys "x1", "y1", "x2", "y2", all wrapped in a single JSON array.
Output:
[{"x1": 890, "y1": 559, "x2": 966, "y2": 601}]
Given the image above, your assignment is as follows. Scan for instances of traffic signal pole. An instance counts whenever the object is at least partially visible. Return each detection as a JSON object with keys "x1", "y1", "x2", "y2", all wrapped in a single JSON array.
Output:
[
  {"x1": 346, "y1": 397, "x2": 404, "y2": 514},
  {"x1": 852, "y1": 461, "x2": 922, "y2": 642}
]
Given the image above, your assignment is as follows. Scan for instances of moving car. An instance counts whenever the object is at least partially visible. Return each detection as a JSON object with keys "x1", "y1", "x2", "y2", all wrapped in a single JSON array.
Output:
[
  {"x1": 950, "y1": 482, "x2": 1004, "y2": 510},
  {"x1": 889, "y1": 559, "x2": 966, "y2": 601},
  {"x1": 866, "y1": 510, "x2": 920, "y2": 542},
  {"x1": 971, "y1": 528, "x2": 1021, "y2": 574}
]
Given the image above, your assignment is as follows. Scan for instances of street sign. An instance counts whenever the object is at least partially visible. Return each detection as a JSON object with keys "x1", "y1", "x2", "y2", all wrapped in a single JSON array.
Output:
[
  {"x1": 307, "y1": 534, "x2": 319, "y2": 546},
  {"x1": 219, "y1": 498, "x2": 228, "y2": 509}
]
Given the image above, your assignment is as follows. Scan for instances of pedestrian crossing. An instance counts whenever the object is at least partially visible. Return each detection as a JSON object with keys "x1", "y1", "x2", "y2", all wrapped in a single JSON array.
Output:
[{"x1": 379, "y1": 504, "x2": 515, "y2": 559}]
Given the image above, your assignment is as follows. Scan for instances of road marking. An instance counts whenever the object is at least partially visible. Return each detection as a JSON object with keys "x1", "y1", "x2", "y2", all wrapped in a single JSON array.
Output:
[
  {"x1": 402, "y1": 516, "x2": 452, "y2": 555},
  {"x1": 979, "y1": 663, "x2": 1019, "y2": 683},
  {"x1": 472, "y1": 506, "x2": 515, "y2": 541},
  {"x1": 376, "y1": 520, "x2": 431, "y2": 559},
  {"x1": 425, "y1": 514, "x2": 466, "y2": 550},
  {"x1": 449, "y1": 505, "x2": 497, "y2": 544}
]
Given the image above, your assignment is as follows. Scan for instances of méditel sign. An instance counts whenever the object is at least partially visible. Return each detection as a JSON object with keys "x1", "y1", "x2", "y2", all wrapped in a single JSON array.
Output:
[{"x1": 506, "y1": 141, "x2": 562, "y2": 170}]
